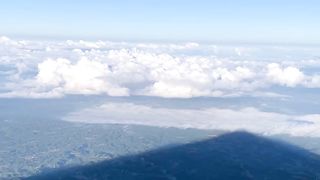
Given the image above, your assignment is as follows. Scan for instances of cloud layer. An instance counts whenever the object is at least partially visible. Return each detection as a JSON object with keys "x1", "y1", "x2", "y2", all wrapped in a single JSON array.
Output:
[
  {"x1": 2, "y1": 36, "x2": 320, "y2": 137},
  {"x1": 1, "y1": 36, "x2": 320, "y2": 98},
  {"x1": 64, "y1": 102, "x2": 320, "y2": 137}
]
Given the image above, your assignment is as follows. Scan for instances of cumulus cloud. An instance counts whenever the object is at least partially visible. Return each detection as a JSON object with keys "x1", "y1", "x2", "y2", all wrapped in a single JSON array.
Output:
[
  {"x1": 304, "y1": 75, "x2": 320, "y2": 88},
  {"x1": 0, "y1": 36, "x2": 320, "y2": 98},
  {"x1": 33, "y1": 52, "x2": 262, "y2": 98},
  {"x1": 266, "y1": 63, "x2": 305, "y2": 87},
  {"x1": 63, "y1": 102, "x2": 320, "y2": 137},
  {"x1": 36, "y1": 58, "x2": 129, "y2": 96},
  {"x1": 0, "y1": 36, "x2": 10, "y2": 43}
]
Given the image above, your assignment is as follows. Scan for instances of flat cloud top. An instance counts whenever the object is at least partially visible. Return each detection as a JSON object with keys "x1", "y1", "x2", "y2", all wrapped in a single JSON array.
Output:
[{"x1": 64, "y1": 102, "x2": 320, "y2": 137}]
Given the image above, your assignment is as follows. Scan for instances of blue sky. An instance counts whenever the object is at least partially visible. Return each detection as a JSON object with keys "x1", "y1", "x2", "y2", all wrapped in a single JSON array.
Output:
[{"x1": 1, "y1": 0, "x2": 320, "y2": 43}]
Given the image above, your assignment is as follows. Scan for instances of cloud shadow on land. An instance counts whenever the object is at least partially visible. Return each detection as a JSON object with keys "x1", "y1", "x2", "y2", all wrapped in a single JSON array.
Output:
[{"x1": 25, "y1": 132, "x2": 320, "y2": 180}]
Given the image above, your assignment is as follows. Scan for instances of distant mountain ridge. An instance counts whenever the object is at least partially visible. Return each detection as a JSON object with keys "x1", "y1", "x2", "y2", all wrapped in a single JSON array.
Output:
[{"x1": 26, "y1": 132, "x2": 320, "y2": 180}]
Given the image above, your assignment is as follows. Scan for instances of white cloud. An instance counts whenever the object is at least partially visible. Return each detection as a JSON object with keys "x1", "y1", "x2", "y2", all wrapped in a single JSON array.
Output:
[
  {"x1": 36, "y1": 58, "x2": 129, "y2": 96},
  {"x1": 63, "y1": 102, "x2": 320, "y2": 137},
  {"x1": 304, "y1": 75, "x2": 320, "y2": 88},
  {"x1": 0, "y1": 36, "x2": 320, "y2": 98},
  {"x1": 65, "y1": 40, "x2": 107, "y2": 49},
  {"x1": 266, "y1": 63, "x2": 305, "y2": 87},
  {"x1": 0, "y1": 36, "x2": 11, "y2": 43}
]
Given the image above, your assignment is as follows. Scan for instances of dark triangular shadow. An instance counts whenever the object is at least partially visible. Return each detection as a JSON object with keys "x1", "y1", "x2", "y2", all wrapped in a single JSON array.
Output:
[{"x1": 25, "y1": 132, "x2": 320, "y2": 180}]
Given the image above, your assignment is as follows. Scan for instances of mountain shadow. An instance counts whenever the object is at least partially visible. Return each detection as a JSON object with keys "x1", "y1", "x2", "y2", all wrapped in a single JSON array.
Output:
[{"x1": 25, "y1": 132, "x2": 320, "y2": 180}]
